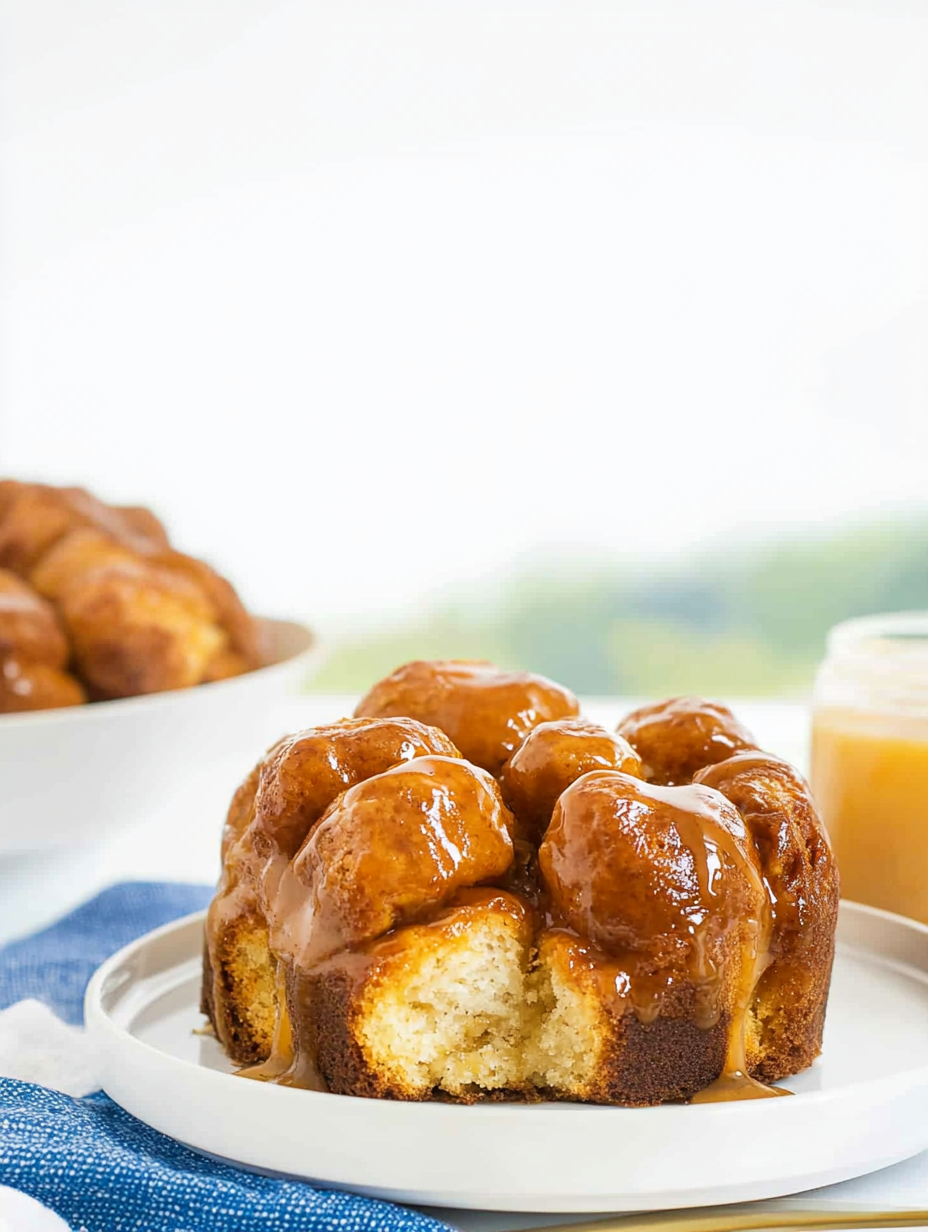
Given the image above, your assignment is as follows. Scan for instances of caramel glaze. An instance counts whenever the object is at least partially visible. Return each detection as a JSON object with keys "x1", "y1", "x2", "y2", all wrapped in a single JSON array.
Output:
[
  {"x1": 205, "y1": 718, "x2": 464, "y2": 1043},
  {"x1": 268, "y1": 755, "x2": 516, "y2": 970},
  {"x1": 241, "y1": 747, "x2": 521, "y2": 1092},
  {"x1": 220, "y1": 705, "x2": 821, "y2": 1104},
  {"x1": 617, "y1": 697, "x2": 757, "y2": 787},
  {"x1": 211, "y1": 719, "x2": 462, "y2": 898},
  {"x1": 237, "y1": 962, "x2": 295, "y2": 1082},
  {"x1": 251, "y1": 718, "x2": 461, "y2": 863},
  {"x1": 538, "y1": 770, "x2": 784, "y2": 1101},
  {"x1": 499, "y1": 717, "x2": 642, "y2": 844},
  {"x1": 353, "y1": 659, "x2": 580, "y2": 777},
  {"x1": 694, "y1": 751, "x2": 840, "y2": 1085},
  {"x1": 247, "y1": 889, "x2": 534, "y2": 1094}
]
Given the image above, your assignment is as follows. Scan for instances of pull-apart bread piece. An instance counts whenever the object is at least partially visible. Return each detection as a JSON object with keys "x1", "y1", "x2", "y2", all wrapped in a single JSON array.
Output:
[
  {"x1": 203, "y1": 716, "x2": 463, "y2": 1064},
  {"x1": 270, "y1": 756, "x2": 524, "y2": 1100},
  {"x1": 615, "y1": 696, "x2": 840, "y2": 1088},
  {"x1": 0, "y1": 481, "x2": 167, "y2": 575},
  {"x1": 617, "y1": 696, "x2": 757, "y2": 785},
  {"x1": 0, "y1": 568, "x2": 86, "y2": 712},
  {"x1": 203, "y1": 666, "x2": 839, "y2": 1105},
  {"x1": 695, "y1": 752, "x2": 839, "y2": 1081},
  {"x1": 499, "y1": 716, "x2": 642, "y2": 843},
  {"x1": 354, "y1": 658, "x2": 580, "y2": 775},
  {"x1": 32, "y1": 530, "x2": 232, "y2": 698},
  {"x1": 532, "y1": 771, "x2": 771, "y2": 1105},
  {"x1": 0, "y1": 480, "x2": 263, "y2": 703}
]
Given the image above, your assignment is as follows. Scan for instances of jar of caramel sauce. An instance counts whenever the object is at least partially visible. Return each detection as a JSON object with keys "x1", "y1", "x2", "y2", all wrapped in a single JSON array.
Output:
[{"x1": 810, "y1": 613, "x2": 928, "y2": 925}]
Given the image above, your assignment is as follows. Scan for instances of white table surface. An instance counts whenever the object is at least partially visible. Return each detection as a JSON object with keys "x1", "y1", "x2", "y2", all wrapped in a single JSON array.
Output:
[{"x1": 1, "y1": 695, "x2": 926, "y2": 1219}]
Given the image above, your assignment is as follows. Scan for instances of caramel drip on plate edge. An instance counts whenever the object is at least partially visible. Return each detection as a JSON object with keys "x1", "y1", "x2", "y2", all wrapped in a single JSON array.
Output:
[
  {"x1": 690, "y1": 911, "x2": 789, "y2": 1103},
  {"x1": 236, "y1": 962, "x2": 306, "y2": 1085},
  {"x1": 671, "y1": 789, "x2": 788, "y2": 1103}
]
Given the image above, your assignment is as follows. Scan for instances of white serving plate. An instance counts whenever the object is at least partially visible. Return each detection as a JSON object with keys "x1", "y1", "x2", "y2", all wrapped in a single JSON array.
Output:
[
  {"x1": 0, "y1": 617, "x2": 320, "y2": 854},
  {"x1": 85, "y1": 901, "x2": 928, "y2": 1214}
]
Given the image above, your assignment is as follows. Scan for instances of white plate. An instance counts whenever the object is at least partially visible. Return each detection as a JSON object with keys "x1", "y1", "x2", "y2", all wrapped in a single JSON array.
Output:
[
  {"x1": 85, "y1": 901, "x2": 928, "y2": 1213},
  {"x1": 0, "y1": 617, "x2": 320, "y2": 854}
]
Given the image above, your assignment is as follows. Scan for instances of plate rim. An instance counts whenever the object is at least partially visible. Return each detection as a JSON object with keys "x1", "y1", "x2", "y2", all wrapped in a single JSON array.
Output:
[
  {"x1": 83, "y1": 899, "x2": 928, "y2": 1210},
  {"x1": 85, "y1": 897, "x2": 928, "y2": 1115}
]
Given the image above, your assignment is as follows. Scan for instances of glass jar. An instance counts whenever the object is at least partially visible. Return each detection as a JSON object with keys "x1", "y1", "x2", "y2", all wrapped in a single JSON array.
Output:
[{"x1": 810, "y1": 612, "x2": 928, "y2": 925}]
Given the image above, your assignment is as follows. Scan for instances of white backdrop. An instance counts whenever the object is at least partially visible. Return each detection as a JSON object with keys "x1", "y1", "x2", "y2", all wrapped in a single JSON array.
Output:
[{"x1": 2, "y1": 1, "x2": 926, "y2": 627}]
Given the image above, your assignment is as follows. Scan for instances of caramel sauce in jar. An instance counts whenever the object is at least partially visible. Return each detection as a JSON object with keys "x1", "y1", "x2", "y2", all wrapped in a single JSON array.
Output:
[{"x1": 811, "y1": 613, "x2": 928, "y2": 925}]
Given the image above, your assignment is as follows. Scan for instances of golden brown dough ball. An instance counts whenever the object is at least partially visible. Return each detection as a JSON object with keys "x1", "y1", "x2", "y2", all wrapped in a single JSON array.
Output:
[
  {"x1": 0, "y1": 566, "x2": 82, "y2": 712},
  {"x1": 252, "y1": 717, "x2": 462, "y2": 864},
  {"x1": 0, "y1": 480, "x2": 25, "y2": 525},
  {"x1": 29, "y1": 529, "x2": 142, "y2": 602},
  {"x1": 154, "y1": 550, "x2": 264, "y2": 670},
  {"x1": 56, "y1": 554, "x2": 228, "y2": 698},
  {"x1": 616, "y1": 696, "x2": 757, "y2": 786},
  {"x1": 202, "y1": 647, "x2": 251, "y2": 683},
  {"x1": 113, "y1": 505, "x2": 170, "y2": 549},
  {"x1": 694, "y1": 752, "x2": 839, "y2": 966},
  {"x1": 270, "y1": 755, "x2": 515, "y2": 967},
  {"x1": 499, "y1": 717, "x2": 642, "y2": 843},
  {"x1": 221, "y1": 761, "x2": 263, "y2": 861},
  {"x1": 0, "y1": 656, "x2": 86, "y2": 712},
  {"x1": 355, "y1": 659, "x2": 580, "y2": 776},
  {"x1": 0, "y1": 479, "x2": 262, "y2": 703},
  {"x1": 0, "y1": 483, "x2": 165, "y2": 575},
  {"x1": 29, "y1": 527, "x2": 243, "y2": 699},
  {"x1": 538, "y1": 770, "x2": 766, "y2": 964},
  {"x1": 34, "y1": 529, "x2": 260, "y2": 686},
  {"x1": 0, "y1": 484, "x2": 87, "y2": 576},
  {"x1": 0, "y1": 568, "x2": 69, "y2": 668}
]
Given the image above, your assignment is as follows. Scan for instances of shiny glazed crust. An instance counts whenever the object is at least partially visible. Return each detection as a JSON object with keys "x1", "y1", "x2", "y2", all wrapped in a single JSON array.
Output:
[
  {"x1": 203, "y1": 718, "x2": 468, "y2": 1062},
  {"x1": 695, "y1": 752, "x2": 840, "y2": 1082},
  {"x1": 203, "y1": 685, "x2": 839, "y2": 1105}
]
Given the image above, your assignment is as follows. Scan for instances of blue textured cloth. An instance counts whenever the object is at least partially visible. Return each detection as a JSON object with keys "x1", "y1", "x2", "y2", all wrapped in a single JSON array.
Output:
[{"x1": 0, "y1": 881, "x2": 450, "y2": 1232}]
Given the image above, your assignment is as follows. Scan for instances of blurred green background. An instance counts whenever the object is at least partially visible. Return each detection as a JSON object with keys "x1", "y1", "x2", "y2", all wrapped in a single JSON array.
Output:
[{"x1": 310, "y1": 512, "x2": 928, "y2": 697}]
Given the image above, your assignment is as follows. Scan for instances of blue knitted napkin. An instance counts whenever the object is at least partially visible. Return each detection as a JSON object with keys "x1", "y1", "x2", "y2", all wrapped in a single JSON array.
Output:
[{"x1": 0, "y1": 882, "x2": 450, "y2": 1232}]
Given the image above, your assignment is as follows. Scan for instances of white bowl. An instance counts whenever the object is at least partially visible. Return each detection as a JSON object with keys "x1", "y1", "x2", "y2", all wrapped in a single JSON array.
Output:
[{"x1": 0, "y1": 617, "x2": 320, "y2": 855}]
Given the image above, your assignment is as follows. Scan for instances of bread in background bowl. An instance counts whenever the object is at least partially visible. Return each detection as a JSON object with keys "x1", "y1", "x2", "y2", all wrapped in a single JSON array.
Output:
[
  {"x1": 0, "y1": 480, "x2": 266, "y2": 709},
  {"x1": 0, "y1": 616, "x2": 320, "y2": 854}
]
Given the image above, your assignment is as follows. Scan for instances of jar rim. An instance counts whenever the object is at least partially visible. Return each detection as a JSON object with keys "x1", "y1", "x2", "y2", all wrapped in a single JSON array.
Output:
[{"x1": 826, "y1": 611, "x2": 928, "y2": 657}]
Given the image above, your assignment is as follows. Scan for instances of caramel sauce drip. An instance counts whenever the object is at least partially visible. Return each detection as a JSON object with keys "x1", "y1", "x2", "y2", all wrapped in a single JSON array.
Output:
[
  {"x1": 265, "y1": 755, "x2": 515, "y2": 971},
  {"x1": 689, "y1": 905, "x2": 787, "y2": 1103},
  {"x1": 538, "y1": 770, "x2": 786, "y2": 1102},
  {"x1": 236, "y1": 962, "x2": 306, "y2": 1084},
  {"x1": 690, "y1": 1071, "x2": 790, "y2": 1103}
]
